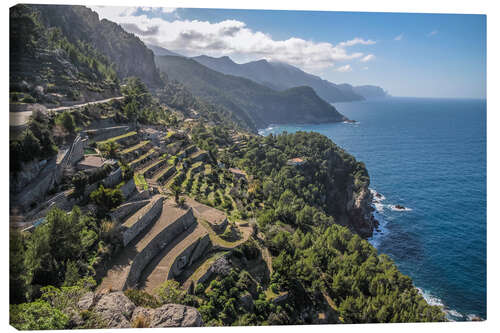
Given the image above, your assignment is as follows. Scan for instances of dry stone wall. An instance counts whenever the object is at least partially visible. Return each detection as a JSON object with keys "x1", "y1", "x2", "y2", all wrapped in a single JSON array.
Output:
[
  {"x1": 83, "y1": 126, "x2": 130, "y2": 143},
  {"x1": 110, "y1": 199, "x2": 149, "y2": 223},
  {"x1": 123, "y1": 208, "x2": 196, "y2": 289},
  {"x1": 168, "y1": 234, "x2": 212, "y2": 279},
  {"x1": 121, "y1": 197, "x2": 164, "y2": 247}
]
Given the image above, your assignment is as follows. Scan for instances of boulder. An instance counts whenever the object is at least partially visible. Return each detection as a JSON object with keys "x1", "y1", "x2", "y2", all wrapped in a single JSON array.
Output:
[
  {"x1": 211, "y1": 256, "x2": 231, "y2": 276},
  {"x1": 94, "y1": 291, "x2": 136, "y2": 328},
  {"x1": 77, "y1": 291, "x2": 95, "y2": 311},
  {"x1": 150, "y1": 304, "x2": 203, "y2": 327}
]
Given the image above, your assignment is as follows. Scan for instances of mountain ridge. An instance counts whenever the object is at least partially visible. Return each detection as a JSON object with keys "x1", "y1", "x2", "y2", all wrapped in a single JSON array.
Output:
[
  {"x1": 190, "y1": 54, "x2": 388, "y2": 102},
  {"x1": 155, "y1": 55, "x2": 347, "y2": 131}
]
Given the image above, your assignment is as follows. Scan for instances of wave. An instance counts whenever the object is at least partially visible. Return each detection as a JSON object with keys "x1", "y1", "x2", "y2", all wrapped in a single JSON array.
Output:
[
  {"x1": 416, "y1": 288, "x2": 482, "y2": 321},
  {"x1": 370, "y1": 188, "x2": 412, "y2": 212},
  {"x1": 387, "y1": 204, "x2": 413, "y2": 212}
]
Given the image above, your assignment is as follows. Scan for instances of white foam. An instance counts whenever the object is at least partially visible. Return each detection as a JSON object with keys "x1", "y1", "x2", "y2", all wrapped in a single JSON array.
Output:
[
  {"x1": 370, "y1": 188, "x2": 386, "y2": 202},
  {"x1": 388, "y1": 204, "x2": 413, "y2": 212},
  {"x1": 374, "y1": 202, "x2": 385, "y2": 212}
]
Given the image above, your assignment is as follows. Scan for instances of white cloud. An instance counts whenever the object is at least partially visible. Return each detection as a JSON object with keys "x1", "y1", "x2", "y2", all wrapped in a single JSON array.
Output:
[
  {"x1": 362, "y1": 66, "x2": 369, "y2": 70},
  {"x1": 336, "y1": 64, "x2": 352, "y2": 72},
  {"x1": 360, "y1": 54, "x2": 375, "y2": 62},
  {"x1": 428, "y1": 30, "x2": 438, "y2": 36},
  {"x1": 89, "y1": 6, "x2": 376, "y2": 72},
  {"x1": 394, "y1": 33, "x2": 404, "y2": 41}
]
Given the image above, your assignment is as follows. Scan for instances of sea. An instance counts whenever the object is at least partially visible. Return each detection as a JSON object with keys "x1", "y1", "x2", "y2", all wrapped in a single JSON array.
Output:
[{"x1": 259, "y1": 97, "x2": 486, "y2": 321}]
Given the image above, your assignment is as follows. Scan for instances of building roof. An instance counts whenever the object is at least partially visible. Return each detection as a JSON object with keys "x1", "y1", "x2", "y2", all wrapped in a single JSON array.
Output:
[
  {"x1": 288, "y1": 157, "x2": 304, "y2": 164},
  {"x1": 77, "y1": 155, "x2": 110, "y2": 169}
]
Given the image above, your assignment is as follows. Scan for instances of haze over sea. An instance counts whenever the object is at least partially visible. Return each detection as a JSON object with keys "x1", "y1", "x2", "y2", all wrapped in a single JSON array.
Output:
[{"x1": 259, "y1": 97, "x2": 486, "y2": 321}]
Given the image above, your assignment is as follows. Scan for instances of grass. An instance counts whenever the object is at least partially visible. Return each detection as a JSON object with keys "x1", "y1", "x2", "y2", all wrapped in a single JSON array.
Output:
[
  {"x1": 96, "y1": 131, "x2": 137, "y2": 145},
  {"x1": 198, "y1": 219, "x2": 248, "y2": 248},
  {"x1": 84, "y1": 148, "x2": 97, "y2": 155},
  {"x1": 189, "y1": 251, "x2": 229, "y2": 283},
  {"x1": 134, "y1": 173, "x2": 148, "y2": 190},
  {"x1": 120, "y1": 140, "x2": 150, "y2": 155},
  {"x1": 130, "y1": 149, "x2": 155, "y2": 166},
  {"x1": 140, "y1": 159, "x2": 166, "y2": 175}
]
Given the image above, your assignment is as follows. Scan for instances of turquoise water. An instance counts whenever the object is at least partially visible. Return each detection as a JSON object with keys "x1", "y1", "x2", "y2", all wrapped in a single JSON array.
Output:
[{"x1": 259, "y1": 97, "x2": 486, "y2": 321}]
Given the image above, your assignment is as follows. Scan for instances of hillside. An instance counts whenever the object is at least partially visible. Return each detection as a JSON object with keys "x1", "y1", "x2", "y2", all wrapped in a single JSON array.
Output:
[
  {"x1": 33, "y1": 5, "x2": 162, "y2": 88},
  {"x1": 352, "y1": 85, "x2": 389, "y2": 99},
  {"x1": 10, "y1": 4, "x2": 162, "y2": 108},
  {"x1": 192, "y1": 55, "x2": 385, "y2": 102},
  {"x1": 10, "y1": 4, "x2": 445, "y2": 330},
  {"x1": 155, "y1": 55, "x2": 347, "y2": 130},
  {"x1": 10, "y1": 5, "x2": 121, "y2": 106}
]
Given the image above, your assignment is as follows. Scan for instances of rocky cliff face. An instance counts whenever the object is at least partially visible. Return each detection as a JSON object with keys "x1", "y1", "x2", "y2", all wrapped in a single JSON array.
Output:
[
  {"x1": 324, "y1": 148, "x2": 376, "y2": 238},
  {"x1": 33, "y1": 5, "x2": 162, "y2": 88},
  {"x1": 73, "y1": 291, "x2": 203, "y2": 328}
]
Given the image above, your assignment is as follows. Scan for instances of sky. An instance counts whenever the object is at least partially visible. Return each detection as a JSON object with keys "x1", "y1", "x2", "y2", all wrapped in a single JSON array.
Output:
[{"x1": 90, "y1": 6, "x2": 486, "y2": 99}]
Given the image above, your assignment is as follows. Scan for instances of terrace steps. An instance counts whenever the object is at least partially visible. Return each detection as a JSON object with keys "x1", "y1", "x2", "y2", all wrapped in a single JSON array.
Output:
[{"x1": 98, "y1": 198, "x2": 191, "y2": 292}]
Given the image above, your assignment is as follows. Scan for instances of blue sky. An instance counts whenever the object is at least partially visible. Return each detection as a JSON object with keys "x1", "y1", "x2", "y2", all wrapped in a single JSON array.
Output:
[{"x1": 92, "y1": 6, "x2": 486, "y2": 98}]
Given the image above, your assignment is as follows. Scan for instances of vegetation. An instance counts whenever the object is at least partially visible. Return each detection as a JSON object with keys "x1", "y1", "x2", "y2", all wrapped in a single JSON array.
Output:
[
  {"x1": 155, "y1": 55, "x2": 345, "y2": 131},
  {"x1": 90, "y1": 184, "x2": 124, "y2": 213},
  {"x1": 10, "y1": 5, "x2": 119, "y2": 104},
  {"x1": 9, "y1": 4, "x2": 447, "y2": 328},
  {"x1": 10, "y1": 112, "x2": 58, "y2": 174}
]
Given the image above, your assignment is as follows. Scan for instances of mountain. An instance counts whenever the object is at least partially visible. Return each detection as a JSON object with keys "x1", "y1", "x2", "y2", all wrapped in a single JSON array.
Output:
[
  {"x1": 145, "y1": 43, "x2": 183, "y2": 57},
  {"x1": 10, "y1": 4, "x2": 121, "y2": 105},
  {"x1": 10, "y1": 3, "x2": 162, "y2": 107},
  {"x1": 192, "y1": 55, "x2": 370, "y2": 103},
  {"x1": 155, "y1": 55, "x2": 347, "y2": 130},
  {"x1": 353, "y1": 85, "x2": 389, "y2": 99}
]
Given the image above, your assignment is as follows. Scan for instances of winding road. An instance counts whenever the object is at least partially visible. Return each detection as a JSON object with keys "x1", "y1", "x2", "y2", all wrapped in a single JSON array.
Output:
[{"x1": 10, "y1": 96, "x2": 124, "y2": 127}]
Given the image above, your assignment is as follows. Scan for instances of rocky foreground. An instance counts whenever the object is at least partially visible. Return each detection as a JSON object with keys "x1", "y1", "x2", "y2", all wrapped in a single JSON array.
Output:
[{"x1": 73, "y1": 291, "x2": 203, "y2": 328}]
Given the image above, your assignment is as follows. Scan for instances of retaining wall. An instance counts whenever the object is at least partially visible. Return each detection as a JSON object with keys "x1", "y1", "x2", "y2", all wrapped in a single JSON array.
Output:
[
  {"x1": 122, "y1": 197, "x2": 164, "y2": 247},
  {"x1": 123, "y1": 208, "x2": 196, "y2": 289},
  {"x1": 120, "y1": 178, "x2": 137, "y2": 199},
  {"x1": 130, "y1": 151, "x2": 158, "y2": 170},
  {"x1": 83, "y1": 126, "x2": 130, "y2": 143},
  {"x1": 143, "y1": 160, "x2": 167, "y2": 179},
  {"x1": 110, "y1": 199, "x2": 150, "y2": 223},
  {"x1": 168, "y1": 235, "x2": 211, "y2": 279},
  {"x1": 191, "y1": 151, "x2": 209, "y2": 163},
  {"x1": 157, "y1": 165, "x2": 177, "y2": 184}
]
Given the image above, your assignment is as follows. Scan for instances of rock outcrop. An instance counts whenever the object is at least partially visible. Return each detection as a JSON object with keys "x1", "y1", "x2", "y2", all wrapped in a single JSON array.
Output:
[
  {"x1": 77, "y1": 291, "x2": 203, "y2": 328},
  {"x1": 133, "y1": 304, "x2": 203, "y2": 327}
]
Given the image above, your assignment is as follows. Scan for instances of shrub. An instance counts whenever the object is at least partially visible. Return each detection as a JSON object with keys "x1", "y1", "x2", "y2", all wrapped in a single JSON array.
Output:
[
  {"x1": 154, "y1": 280, "x2": 185, "y2": 305},
  {"x1": 131, "y1": 314, "x2": 150, "y2": 328},
  {"x1": 10, "y1": 300, "x2": 68, "y2": 330},
  {"x1": 55, "y1": 111, "x2": 76, "y2": 134},
  {"x1": 124, "y1": 289, "x2": 160, "y2": 308},
  {"x1": 90, "y1": 185, "x2": 124, "y2": 212}
]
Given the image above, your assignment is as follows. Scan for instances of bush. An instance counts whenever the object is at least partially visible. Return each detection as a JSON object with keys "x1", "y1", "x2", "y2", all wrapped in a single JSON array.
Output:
[
  {"x1": 124, "y1": 289, "x2": 160, "y2": 308},
  {"x1": 10, "y1": 300, "x2": 69, "y2": 330},
  {"x1": 90, "y1": 185, "x2": 124, "y2": 212},
  {"x1": 154, "y1": 280, "x2": 185, "y2": 305},
  {"x1": 55, "y1": 111, "x2": 76, "y2": 133},
  {"x1": 194, "y1": 283, "x2": 205, "y2": 295}
]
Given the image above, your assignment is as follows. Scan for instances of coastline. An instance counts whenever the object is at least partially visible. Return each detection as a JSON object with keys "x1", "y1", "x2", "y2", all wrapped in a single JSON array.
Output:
[
  {"x1": 368, "y1": 187, "x2": 483, "y2": 322},
  {"x1": 258, "y1": 119, "x2": 485, "y2": 322}
]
